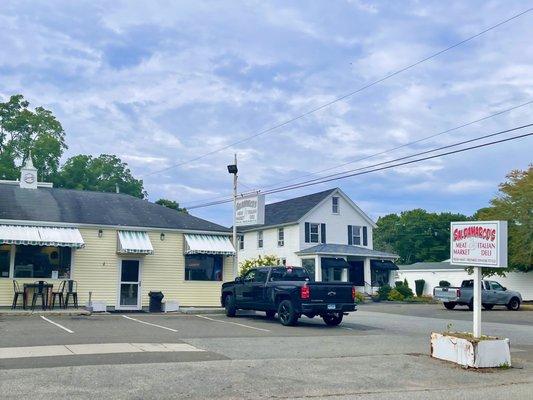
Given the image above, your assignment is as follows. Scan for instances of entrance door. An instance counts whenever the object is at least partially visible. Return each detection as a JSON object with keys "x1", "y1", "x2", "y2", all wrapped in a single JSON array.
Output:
[
  {"x1": 117, "y1": 259, "x2": 142, "y2": 310},
  {"x1": 348, "y1": 261, "x2": 364, "y2": 286}
]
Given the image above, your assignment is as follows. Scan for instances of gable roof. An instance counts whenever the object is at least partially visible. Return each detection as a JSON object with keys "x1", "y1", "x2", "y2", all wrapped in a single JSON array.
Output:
[
  {"x1": 0, "y1": 183, "x2": 229, "y2": 232},
  {"x1": 239, "y1": 188, "x2": 336, "y2": 232}
]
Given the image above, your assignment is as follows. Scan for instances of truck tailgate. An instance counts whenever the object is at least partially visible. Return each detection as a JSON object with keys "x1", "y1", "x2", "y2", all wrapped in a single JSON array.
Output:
[
  {"x1": 307, "y1": 283, "x2": 353, "y2": 303},
  {"x1": 434, "y1": 287, "x2": 460, "y2": 301}
]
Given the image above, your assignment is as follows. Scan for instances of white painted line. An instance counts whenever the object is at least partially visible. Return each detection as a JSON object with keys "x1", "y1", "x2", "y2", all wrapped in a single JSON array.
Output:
[
  {"x1": 0, "y1": 343, "x2": 204, "y2": 359},
  {"x1": 122, "y1": 315, "x2": 178, "y2": 332},
  {"x1": 195, "y1": 315, "x2": 271, "y2": 332},
  {"x1": 40, "y1": 316, "x2": 74, "y2": 334}
]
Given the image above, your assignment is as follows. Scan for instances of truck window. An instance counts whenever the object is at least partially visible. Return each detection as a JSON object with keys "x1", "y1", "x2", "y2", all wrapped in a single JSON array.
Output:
[
  {"x1": 490, "y1": 281, "x2": 504, "y2": 291},
  {"x1": 254, "y1": 269, "x2": 269, "y2": 283},
  {"x1": 243, "y1": 269, "x2": 256, "y2": 282},
  {"x1": 462, "y1": 280, "x2": 473, "y2": 288},
  {"x1": 270, "y1": 267, "x2": 309, "y2": 282}
]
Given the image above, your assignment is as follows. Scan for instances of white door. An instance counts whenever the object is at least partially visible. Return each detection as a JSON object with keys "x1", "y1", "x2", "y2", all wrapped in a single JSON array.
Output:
[{"x1": 117, "y1": 259, "x2": 142, "y2": 310}]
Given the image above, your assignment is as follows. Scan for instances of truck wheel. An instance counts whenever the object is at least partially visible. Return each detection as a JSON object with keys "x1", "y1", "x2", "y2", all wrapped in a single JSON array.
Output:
[
  {"x1": 483, "y1": 304, "x2": 494, "y2": 310},
  {"x1": 277, "y1": 300, "x2": 298, "y2": 326},
  {"x1": 443, "y1": 302, "x2": 456, "y2": 310},
  {"x1": 265, "y1": 310, "x2": 276, "y2": 319},
  {"x1": 322, "y1": 313, "x2": 343, "y2": 326},
  {"x1": 507, "y1": 297, "x2": 520, "y2": 311},
  {"x1": 225, "y1": 294, "x2": 237, "y2": 317},
  {"x1": 468, "y1": 299, "x2": 473, "y2": 311}
]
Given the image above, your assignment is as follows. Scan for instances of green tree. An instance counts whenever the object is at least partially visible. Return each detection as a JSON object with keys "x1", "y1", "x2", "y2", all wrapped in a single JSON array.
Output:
[
  {"x1": 0, "y1": 94, "x2": 66, "y2": 180},
  {"x1": 474, "y1": 166, "x2": 532, "y2": 273},
  {"x1": 155, "y1": 199, "x2": 188, "y2": 213},
  {"x1": 56, "y1": 154, "x2": 146, "y2": 198},
  {"x1": 374, "y1": 209, "x2": 468, "y2": 264},
  {"x1": 239, "y1": 255, "x2": 279, "y2": 276}
]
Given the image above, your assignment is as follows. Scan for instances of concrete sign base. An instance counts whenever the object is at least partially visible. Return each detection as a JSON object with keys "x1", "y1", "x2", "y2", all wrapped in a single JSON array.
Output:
[{"x1": 431, "y1": 332, "x2": 511, "y2": 368}]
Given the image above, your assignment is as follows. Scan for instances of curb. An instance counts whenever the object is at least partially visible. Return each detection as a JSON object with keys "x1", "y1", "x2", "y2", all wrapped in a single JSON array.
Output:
[
  {"x1": 0, "y1": 310, "x2": 92, "y2": 316},
  {"x1": 179, "y1": 307, "x2": 225, "y2": 315}
]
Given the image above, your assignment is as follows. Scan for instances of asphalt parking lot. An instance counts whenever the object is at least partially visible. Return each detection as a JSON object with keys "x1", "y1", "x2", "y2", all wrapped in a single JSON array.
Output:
[{"x1": 1, "y1": 303, "x2": 532, "y2": 399}]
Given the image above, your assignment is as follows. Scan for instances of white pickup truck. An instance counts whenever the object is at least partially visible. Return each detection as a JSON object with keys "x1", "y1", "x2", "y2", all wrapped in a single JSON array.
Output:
[{"x1": 433, "y1": 279, "x2": 522, "y2": 311}]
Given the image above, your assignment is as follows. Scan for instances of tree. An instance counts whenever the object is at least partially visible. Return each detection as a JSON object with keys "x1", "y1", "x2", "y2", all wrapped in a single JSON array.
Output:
[
  {"x1": 239, "y1": 255, "x2": 279, "y2": 276},
  {"x1": 0, "y1": 94, "x2": 67, "y2": 180},
  {"x1": 374, "y1": 209, "x2": 468, "y2": 264},
  {"x1": 155, "y1": 199, "x2": 187, "y2": 213},
  {"x1": 474, "y1": 166, "x2": 532, "y2": 273},
  {"x1": 56, "y1": 154, "x2": 146, "y2": 198}
]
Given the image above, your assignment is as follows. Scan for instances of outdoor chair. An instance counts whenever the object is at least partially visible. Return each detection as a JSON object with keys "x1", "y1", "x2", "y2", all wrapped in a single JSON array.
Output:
[
  {"x1": 51, "y1": 280, "x2": 66, "y2": 309},
  {"x1": 64, "y1": 280, "x2": 78, "y2": 308},
  {"x1": 11, "y1": 280, "x2": 25, "y2": 309},
  {"x1": 31, "y1": 281, "x2": 48, "y2": 310}
]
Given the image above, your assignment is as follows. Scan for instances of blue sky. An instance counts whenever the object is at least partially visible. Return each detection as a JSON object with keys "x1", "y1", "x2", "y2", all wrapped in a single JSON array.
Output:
[{"x1": 1, "y1": 1, "x2": 531, "y2": 226}]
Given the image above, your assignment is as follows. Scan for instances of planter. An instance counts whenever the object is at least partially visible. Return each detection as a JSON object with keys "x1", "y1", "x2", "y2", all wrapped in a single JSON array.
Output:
[
  {"x1": 430, "y1": 332, "x2": 511, "y2": 368},
  {"x1": 85, "y1": 300, "x2": 107, "y2": 313},
  {"x1": 162, "y1": 300, "x2": 180, "y2": 313}
]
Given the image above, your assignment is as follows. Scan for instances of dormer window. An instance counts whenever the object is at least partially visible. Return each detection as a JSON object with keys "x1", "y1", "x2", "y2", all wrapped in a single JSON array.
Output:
[{"x1": 332, "y1": 197, "x2": 339, "y2": 214}]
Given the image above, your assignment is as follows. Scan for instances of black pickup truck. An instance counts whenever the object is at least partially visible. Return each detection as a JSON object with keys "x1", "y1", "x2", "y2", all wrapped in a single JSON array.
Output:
[{"x1": 221, "y1": 266, "x2": 357, "y2": 326}]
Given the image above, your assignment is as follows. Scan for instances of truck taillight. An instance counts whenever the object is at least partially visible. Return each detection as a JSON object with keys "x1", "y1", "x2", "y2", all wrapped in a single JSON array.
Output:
[
  {"x1": 457, "y1": 289, "x2": 461, "y2": 297},
  {"x1": 352, "y1": 286, "x2": 357, "y2": 301},
  {"x1": 300, "y1": 284, "x2": 310, "y2": 300}
]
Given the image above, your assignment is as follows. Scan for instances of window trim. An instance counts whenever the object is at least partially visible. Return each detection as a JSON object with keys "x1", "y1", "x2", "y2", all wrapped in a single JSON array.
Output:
[
  {"x1": 332, "y1": 196, "x2": 339, "y2": 214},
  {"x1": 309, "y1": 223, "x2": 320, "y2": 243},
  {"x1": 350, "y1": 225, "x2": 361, "y2": 246},
  {"x1": 277, "y1": 228, "x2": 284, "y2": 247},
  {"x1": 257, "y1": 230, "x2": 264, "y2": 248}
]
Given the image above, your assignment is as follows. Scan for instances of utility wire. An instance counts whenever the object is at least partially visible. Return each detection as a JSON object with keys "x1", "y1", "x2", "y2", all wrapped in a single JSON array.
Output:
[
  {"x1": 141, "y1": 8, "x2": 532, "y2": 179},
  {"x1": 181, "y1": 99, "x2": 533, "y2": 206},
  {"x1": 185, "y1": 126, "x2": 532, "y2": 209}
]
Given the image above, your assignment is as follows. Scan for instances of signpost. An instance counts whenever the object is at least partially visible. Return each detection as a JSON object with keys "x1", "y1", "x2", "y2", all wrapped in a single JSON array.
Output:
[{"x1": 450, "y1": 221, "x2": 507, "y2": 337}]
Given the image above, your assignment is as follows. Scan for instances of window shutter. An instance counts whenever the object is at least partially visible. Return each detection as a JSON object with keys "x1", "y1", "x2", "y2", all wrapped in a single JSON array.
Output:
[
  {"x1": 305, "y1": 222, "x2": 310, "y2": 243},
  {"x1": 363, "y1": 226, "x2": 368, "y2": 246},
  {"x1": 321, "y1": 223, "x2": 326, "y2": 243},
  {"x1": 348, "y1": 225, "x2": 353, "y2": 245}
]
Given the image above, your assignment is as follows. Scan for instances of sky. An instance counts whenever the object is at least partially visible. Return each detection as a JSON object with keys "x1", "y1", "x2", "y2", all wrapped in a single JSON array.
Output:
[{"x1": 0, "y1": 0, "x2": 532, "y2": 227}]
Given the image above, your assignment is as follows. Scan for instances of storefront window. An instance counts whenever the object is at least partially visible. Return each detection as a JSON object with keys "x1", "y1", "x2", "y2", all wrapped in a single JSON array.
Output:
[
  {"x1": 371, "y1": 268, "x2": 389, "y2": 286},
  {"x1": 14, "y1": 245, "x2": 72, "y2": 279},
  {"x1": 301, "y1": 259, "x2": 315, "y2": 281},
  {"x1": 0, "y1": 245, "x2": 10, "y2": 278},
  {"x1": 185, "y1": 254, "x2": 223, "y2": 281}
]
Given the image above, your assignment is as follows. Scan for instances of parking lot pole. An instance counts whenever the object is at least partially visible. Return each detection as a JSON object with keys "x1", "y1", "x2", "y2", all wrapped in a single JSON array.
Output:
[
  {"x1": 232, "y1": 154, "x2": 238, "y2": 278},
  {"x1": 473, "y1": 266, "x2": 482, "y2": 338}
]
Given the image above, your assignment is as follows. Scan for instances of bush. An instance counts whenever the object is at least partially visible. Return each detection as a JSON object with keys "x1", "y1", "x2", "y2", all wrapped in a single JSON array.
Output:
[
  {"x1": 394, "y1": 281, "x2": 403, "y2": 288},
  {"x1": 239, "y1": 255, "x2": 278, "y2": 276},
  {"x1": 354, "y1": 291, "x2": 365, "y2": 303},
  {"x1": 415, "y1": 279, "x2": 425, "y2": 297},
  {"x1": 388, "y1": 288, "x2": 404, "y2": 301},
  {"x1": 404, "y1": 278, "x2": 409, "y2": 287},
  {"x1": 395, "y1": 284, "x2": 414, "y2": 299},
  {"x1": 439, "y1": 280, "x2": 451, "y2": 287},
  {"x1": 377, "y1": 284, "x2": 392, "y2": 300}
]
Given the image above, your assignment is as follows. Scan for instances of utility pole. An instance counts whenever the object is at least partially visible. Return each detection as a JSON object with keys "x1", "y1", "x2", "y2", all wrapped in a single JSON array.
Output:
[{"x1": 227, "y1": 154, "x2": 239, "y2": 278}]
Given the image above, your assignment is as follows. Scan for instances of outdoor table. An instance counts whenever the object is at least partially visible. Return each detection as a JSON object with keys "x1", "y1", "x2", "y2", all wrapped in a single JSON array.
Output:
[{"x1": 23, "y1": 283, "x2": 53, "y2": 310}]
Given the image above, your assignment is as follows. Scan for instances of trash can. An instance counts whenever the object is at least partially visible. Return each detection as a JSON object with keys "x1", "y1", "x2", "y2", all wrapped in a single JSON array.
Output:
[{"x1": 148, "y1": 291, "x2": 164, "y2": 312}]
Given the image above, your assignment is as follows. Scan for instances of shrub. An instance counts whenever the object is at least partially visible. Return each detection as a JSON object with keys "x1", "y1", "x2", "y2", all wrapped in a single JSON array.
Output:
[
  {"x1": 354, "y1": 291, "x2": 365, "y2": 303},
  {"x1": 377, "y1": 284, "x2": 391, "y2": 300},
  {"x1": 404, "y1": 278, "x2": 409, "y2": 287},
  {"x1": 394, "y1": 281, "x2": 403, "y2": 288},
  {"x1": 439, "y1": 280, "x2": 451, "y2": 287},
  {"x1": 239, "y1": 255, "x2": 278, "y2": 276},
  {"x1": 415, "y1": 279, "x2": 425, "y2": 297},
  {"x1": 395, "y1": 284, "x2": 414, "y2": 299},
  {"x1": 388, "y1": 288, "x2": 404, "y2": 301}
]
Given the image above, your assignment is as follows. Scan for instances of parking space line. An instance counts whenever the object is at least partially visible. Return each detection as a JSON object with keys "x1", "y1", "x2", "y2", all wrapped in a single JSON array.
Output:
[
  {"x1": 122, "y1": 315, "x2": 178, "y2": 332},
  {"x1": 195, "y1": 315, "x2": 271, "y2": 332},
  {"x1": 40, "y1": 316, "x2": 74, "y2": 334}
]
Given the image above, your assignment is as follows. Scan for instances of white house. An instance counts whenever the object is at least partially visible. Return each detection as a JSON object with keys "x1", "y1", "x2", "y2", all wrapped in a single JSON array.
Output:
[
  {"x1": 395, "y1": 261, "x2": 533, "y2": 301},
  {"x1": 238, "y1": 188, "x2": 398, "y2": 294}
]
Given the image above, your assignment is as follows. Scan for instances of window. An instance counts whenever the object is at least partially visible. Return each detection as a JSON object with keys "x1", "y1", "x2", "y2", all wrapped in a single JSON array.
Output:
[
  {"x1": 270, "y1": 267, "x2": 310, "y2": 282},
  {"x1": 0, "y1": 245, "x2": 11, "y2": 278},
  {"x1": 301, "y1": 259, "x2": 316, "y2": 282},
  {"x1": 14, "y1": 245, "x2": 72, "y2": 279},
  {"x1": 185, "y1": 254, "x2": 223, "y2": 281},
  {"x1": 254, "y1": 268, "x2": 269, "y2": 283},
  {"x1": 280, "y1": 258, "x2": 287, "y2": 266},
  {"x1": 349, "y1": 225, "x2": 361, "y2": 245},
  {"x1": 332, "y1": 197, "x2": 339, "y2": 214},
  {"x1": 490, "y1": 281, "x2": 504, "y2": 291},
  {"x1": 309, "y1": 223, "x2": 320, "y2": 243},
  {"x1": 242, "y1": 269, "x2": 256, "y2": 282},
  {"x1": 257, "y1": 231, "x2": 264, "y2": 248},
  {"x1": 277, "y1": 228, "x2": 284, "y2": 247},
  {"x1": 239, "y1": 235, "x2": 244, "y2": 250},
  {"x1": 371, "y1": 269, "x2": 389, "y2": 286}
]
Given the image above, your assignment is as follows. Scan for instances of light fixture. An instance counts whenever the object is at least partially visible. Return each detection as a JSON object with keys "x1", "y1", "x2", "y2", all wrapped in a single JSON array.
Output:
[
  {"x1": 227, "y1": 164, "x2": 238, "y2": 174},
  {"x1": 160, "y1": 233, "x2": 165, "y2": 241},
  {"x1": 98, "y1": 229, "x2": 103, "y2": 238}
]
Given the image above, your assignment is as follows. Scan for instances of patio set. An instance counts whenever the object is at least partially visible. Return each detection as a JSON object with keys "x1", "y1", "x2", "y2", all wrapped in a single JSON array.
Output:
[{"x1": 11, "y1": 279, "x2": 79, "y2": 310}]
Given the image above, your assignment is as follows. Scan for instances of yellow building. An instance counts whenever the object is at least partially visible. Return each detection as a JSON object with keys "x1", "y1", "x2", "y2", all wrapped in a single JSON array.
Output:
[{"x1": 0, "y1": 159, "x2": 235, "y2": 310}]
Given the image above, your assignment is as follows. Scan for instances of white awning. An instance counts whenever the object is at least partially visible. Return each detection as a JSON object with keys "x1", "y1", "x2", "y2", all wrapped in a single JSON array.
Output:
[
  {"x1": 0, "y1": 224, "x2": 85, "y2": 248},
  {"x1": 117, "y1": 231, "x2": 154, "y2": 254},
  {"x1": 184, "y1": 234, "x2": 235, "y2": 255}
]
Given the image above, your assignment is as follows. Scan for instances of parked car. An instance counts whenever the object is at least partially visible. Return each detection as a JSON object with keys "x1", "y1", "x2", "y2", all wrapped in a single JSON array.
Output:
[
  {"x1": 221, "y1": 266, "x2": 357, "y2": 326},
  {"x1": 433, "y1": 279, "x2": 522, "y2": 311}
]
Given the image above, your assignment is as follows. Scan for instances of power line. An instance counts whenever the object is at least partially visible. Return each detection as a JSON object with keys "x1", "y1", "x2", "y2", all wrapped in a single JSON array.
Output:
[
  {"x1": 141, "y1": 8, "x2": 532, "y2": 179},
  {"x1": 181, "y1": 99, "x2": 533, "y2": 206},
  {"x1": 185, "y1": 125, "x2": 532, "y2": 209}
]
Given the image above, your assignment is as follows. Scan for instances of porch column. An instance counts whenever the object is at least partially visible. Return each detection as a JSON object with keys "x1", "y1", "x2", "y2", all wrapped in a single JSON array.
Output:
[
  {"x1": 315, "y1": 255, "x2": 322, "y2": 282},
  {"x1": 341, "y1": 256, "x2": 348, "y2": 282},
  {"x1": 363, "y1": 257, "x2": 371, "y2": 294}
]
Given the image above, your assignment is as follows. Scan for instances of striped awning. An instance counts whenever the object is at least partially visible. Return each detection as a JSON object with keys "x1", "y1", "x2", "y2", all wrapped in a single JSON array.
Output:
[
  {"x1": 117, "y1": 231, "x2": 154, "y2": 254},
  {"x1": 184, "y1": 234, "x2": 235, "y2": 255},
  {"x1": 0, "y1": 224, "x2": 85, "y2": 248}
]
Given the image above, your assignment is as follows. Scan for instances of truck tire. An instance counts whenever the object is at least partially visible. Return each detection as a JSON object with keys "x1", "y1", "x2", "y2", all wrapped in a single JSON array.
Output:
[
  {"x1": 483, "y1": 304, "x2": 494, "y2": 310},
  {"x1": 277, "y1": 300, "x2": 299, "y2": 326},
  {"x1": 265, "y1": 310, "x2": 276, "y2": 319},
  {"x1": 225, "y1": 294, "x2": 237, "y2": 317},
  {"x1": 322, "y1": 313, "x2": 343, "y2": 326},
  {"x1": 443, "y1": 302, "x2": 456, "y2": 310},
  {"x1": 507, "y1": 297, "x2": 521, "y2": 311}
]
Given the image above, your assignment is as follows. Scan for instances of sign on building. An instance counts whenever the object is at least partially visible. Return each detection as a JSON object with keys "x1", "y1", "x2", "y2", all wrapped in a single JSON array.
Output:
[
  {"x1": 235, "y1": 194, "x2": 265, "y2": 226},
  {"x1": 450, "y1": 221, "x2": 507, "y2": 268}
]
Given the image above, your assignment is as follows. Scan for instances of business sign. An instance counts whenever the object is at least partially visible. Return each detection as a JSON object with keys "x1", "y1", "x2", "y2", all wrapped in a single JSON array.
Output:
[
  {"x1": 450, "y1": 221, "x2": 507, "y2": 268},
  {"x1": 235, "y1": 194, "x2": 265, "y2": 226}
]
